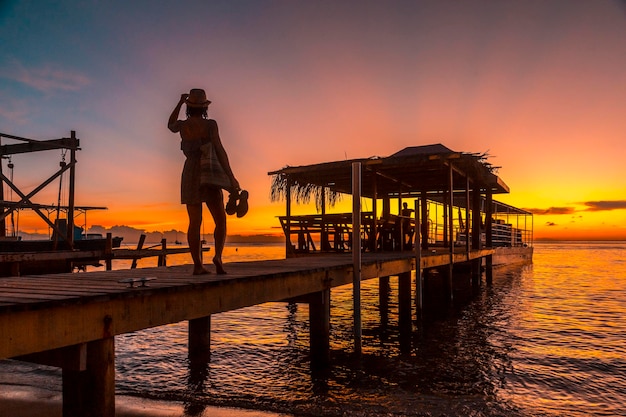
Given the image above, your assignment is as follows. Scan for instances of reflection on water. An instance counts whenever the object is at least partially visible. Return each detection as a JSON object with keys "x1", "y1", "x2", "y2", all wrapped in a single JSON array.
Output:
[{"x1": 3, "y1": 242, "x2": 626, "y2": 416}]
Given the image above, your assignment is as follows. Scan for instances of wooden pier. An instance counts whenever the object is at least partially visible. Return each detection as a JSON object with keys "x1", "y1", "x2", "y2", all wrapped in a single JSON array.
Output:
[
  {"x1": 0, "y1": 141, "x2": 534, "y2": 416},
  {"x1": 0, "y1": 248, "x2": 492, "y2": 417}
]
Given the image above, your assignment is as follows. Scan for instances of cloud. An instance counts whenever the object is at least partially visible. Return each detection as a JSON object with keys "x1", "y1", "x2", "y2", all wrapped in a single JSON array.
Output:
[
  {"x1": 0, "y1": 102, "x2": 28, "y2": 124},
  {"x1": 1, "y1": 60, "x2": 90, "y2": 92},
  {"x1": 524, "y1": 207, "x2": 576, "y2": 215},
  {"x1": 525, "y1": 201, "x2": 626, "y2": 215},
  {"x1": 545, "y1": 222, "x2": 557, "y2": 226},
  {"x1": 582, "y1": 201, "x2": 626, "y2": 211}
]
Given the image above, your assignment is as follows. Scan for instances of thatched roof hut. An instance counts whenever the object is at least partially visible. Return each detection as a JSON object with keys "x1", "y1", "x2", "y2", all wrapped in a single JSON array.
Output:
[{"x1": 269, "y1": 144, "x2": 510, "y2": 210}]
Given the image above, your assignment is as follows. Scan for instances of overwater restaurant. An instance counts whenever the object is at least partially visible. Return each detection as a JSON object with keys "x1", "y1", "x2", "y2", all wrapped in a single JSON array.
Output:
[{"x1": 269, "y1": 144, "x2": 533, "y2": 260}]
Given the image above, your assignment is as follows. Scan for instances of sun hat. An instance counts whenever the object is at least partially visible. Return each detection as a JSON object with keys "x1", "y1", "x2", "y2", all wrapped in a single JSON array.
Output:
[{"x1": 186, "y1": 88, "x2": 211, "y2": 108}]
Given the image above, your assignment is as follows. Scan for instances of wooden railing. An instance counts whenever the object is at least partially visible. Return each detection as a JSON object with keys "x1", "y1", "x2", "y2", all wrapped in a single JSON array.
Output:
[{"x1": 279, "y1": 212, "x2": 421, "y2": 254}]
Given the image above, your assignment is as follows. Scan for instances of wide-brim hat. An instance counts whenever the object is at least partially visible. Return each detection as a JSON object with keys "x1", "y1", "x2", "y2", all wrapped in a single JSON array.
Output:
[{"x1": 186, "y1": 88, "x2": 211, "y2": 108}]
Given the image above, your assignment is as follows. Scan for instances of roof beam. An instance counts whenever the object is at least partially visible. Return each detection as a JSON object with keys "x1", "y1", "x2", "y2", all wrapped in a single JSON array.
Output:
[{"x1": 0, "y1": 137, "x2": 80, "y2": 155}]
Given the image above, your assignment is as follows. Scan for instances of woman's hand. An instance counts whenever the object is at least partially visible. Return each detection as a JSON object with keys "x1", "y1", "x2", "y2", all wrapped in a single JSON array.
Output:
[
  {"x1": 179, "y1": 93, "x2": 189, "y2": 104},
  {"x1": 231, "y1": 178, "x2": 241, "y2": 192}
]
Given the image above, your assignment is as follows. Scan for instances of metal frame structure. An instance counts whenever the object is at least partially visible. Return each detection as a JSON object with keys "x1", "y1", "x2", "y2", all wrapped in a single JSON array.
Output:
[{"x1": 0, "y1": 131, "x2": 80, "y2": 247}]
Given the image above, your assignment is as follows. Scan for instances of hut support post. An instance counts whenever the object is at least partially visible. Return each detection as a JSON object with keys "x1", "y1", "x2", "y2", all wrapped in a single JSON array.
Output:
[
  {"x1": 309, "y1": 288, "x2": 331, "y2": 365},
  {"x1": 443, "y1": 190, "x2": 448, "y2": 246},
  {"x1": 62, "y1": 337, "x2": 115, "y2": 417},
  {"x1": 421, "y1": 192, "x2": 428, "y2": 250},
  {"x1": 414, "y1": 200, "x2": 423, "y2": 313},
  {"x1": 471, "y1": 188, "x2": 482, "y2": 284},
  {"x1": 320, "y1": 187, "x2": 328, "y2": 251},
  {"x1": 370, "y1": 178, "x2": 377, "y2": 252},
  {"x1": 285, "y1": 178, "x2": 292, "y2": 256},
  {"x1": 382, "y1": 196, "x2": 390, "y2": 219},
  {"x1": 352, "y1": 162, "x2": 362, "y2": 355},
  {"x1": 465, "y1": 177, "x2": 470, "y2": 254},
  {"x1": 398, "y1": 193, "x2": 403, "y2": 251},
  {"x1": 485, "y1": 191, "x2": 494, "y2": 284},
  {"x1": 447, "y1": 164, "x2": 454, "y2": 302},
  {"x1": 398, "y1": 271, "x2": 412, "y2": 353},
  {"x1": 0, "y1": 135, "x2": 4, "y2": 237},
  {"x1": 379, "y1": 275, "x2": 390, "y2": 320}
]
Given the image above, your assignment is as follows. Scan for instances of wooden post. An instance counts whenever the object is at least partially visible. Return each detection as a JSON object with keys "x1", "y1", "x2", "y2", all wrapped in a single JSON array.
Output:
[
  {"x1": 131, "y1": 234, "x2": 146, "y2": 269},
  {"x1": 189, "y1": 316, "x2": 211, "y2": 360},
  {"x1": 414, "y1": 200, "x2": 423, "y2": 313},
  {"x1": 471, "y1": 188, "x2": 482, "y2": 250},
  {"x1": 105, "y1": 233, "x2": 112, "y2": 271},
  {"x1": 379, "y1": 275, "x2": 390, "y2": 325},
  {"x1": 471, "y1": 188, "x2": 482, "y2": 284},
  {"x1": 63, "y1": 337, "x2": 115, "y2": 417},
  {"x1": 398, "y1": 271, "x2": 412, "y2": 353},
  {"x1": 321, "y1": 186, "x2": 328, "y2": 251},
  {"x1": 0, "y1": 134, "x2": 4, "y2": 238},
  {"x1": 398, "y1": 271, "x2": 412, "y2": 321},
  {"x1": 382, "y1": 196, "x2": 390, "y2": 219},
  {"x1": 398, "y1": 192, "x2": 403, "y2": 251},
  {"x1": 309, "y1": 288, "x2": 331, "y2": 365},
  {"x1": 352, "y1": 162, "x2": 362, "y2": 355},
  {"x1": 285, "y1": 177, "x2": 292, "y2": 256},
  {"x1": 421, "y1": 191, "x2": 428, "y2": 250},
  {"x1": 447, "y1": 164, "x2": 454, "y2": 302},
  {"x1": 485, "y1": 191, "x2": 493, "y2": 284},
  {"x1": 371, "y1": 177, "x2": 378, "y2": 252},
  {"x1": 158, "y1": 238, "x2": 167, "y2": 267},
  {"x1": 465, "y1": 176, "x2": 470, "y2": 254},
  {"x1": 443, "y1": 189, "x2": 448, "y2": 246},
  {"x1": 67, "y1": 131, "x2": 77, "y2": 248}
]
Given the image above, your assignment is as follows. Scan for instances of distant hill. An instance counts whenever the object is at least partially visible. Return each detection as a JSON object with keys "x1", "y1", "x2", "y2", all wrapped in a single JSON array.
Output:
[
  {"x1": 226, "y1": 234, "x2": 284, "y2": 244},
  {"x1": 16, "y1": 225, "x2": 284, "y2": 246}
]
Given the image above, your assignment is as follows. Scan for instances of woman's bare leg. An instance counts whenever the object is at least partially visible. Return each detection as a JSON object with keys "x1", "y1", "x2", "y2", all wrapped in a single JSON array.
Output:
[
  {"x1": 186, "y1": 203, "x2": 209, "y2": 275},
  {"x1": 206, "y1": 188, "x2": 227, "y2": 274}
]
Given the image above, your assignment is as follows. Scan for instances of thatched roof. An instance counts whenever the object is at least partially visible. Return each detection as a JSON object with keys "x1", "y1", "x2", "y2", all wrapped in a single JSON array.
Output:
[{"x1": 269, "y1": 144, "x2": 509, "y2": 209}]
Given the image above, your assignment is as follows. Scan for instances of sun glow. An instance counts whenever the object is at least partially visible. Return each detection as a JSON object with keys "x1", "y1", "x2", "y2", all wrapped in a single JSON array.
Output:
[{"x1": 1, "y1": 1, "x2": 624, "y2": 242}]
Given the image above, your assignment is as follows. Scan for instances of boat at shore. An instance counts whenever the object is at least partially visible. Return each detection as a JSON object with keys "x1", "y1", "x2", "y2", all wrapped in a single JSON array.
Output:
[
  {"x1": 0, "y1": 231, "x2": 123, "y2": 253},
  {"x1": 0, "y1": 218, "x2": 124, "y2": 276}
]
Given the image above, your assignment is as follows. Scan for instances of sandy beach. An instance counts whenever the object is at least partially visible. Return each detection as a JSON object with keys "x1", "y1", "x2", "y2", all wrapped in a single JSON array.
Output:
[{"x1": 0, "y1": 384, "x2": 289, "y2": 417}]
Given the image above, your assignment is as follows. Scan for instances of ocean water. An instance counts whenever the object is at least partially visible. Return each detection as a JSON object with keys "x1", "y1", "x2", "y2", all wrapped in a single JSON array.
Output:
[{"x1": 2, "y1": 241, "x2": 625, "y2": 416}]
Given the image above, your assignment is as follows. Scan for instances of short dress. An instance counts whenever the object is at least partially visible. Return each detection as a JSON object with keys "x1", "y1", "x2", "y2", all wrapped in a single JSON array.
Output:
[{"x1": 181, "y1": 139, "x2": 224, "y2": 204}]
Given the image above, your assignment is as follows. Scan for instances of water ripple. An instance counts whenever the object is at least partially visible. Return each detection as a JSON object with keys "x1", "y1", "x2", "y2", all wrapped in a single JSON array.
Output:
[{"x1": 3, "y1": 242, "x2": 626, "y2": 416}]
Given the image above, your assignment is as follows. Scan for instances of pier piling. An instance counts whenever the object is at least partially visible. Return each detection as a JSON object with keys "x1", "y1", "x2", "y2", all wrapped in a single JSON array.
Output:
[{"x1": 189, "y1": 316, "x2": 211, "y2": 360}]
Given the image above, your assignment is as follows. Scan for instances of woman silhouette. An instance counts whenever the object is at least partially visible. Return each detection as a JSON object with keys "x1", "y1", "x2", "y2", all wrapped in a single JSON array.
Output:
[{"x1": 168, "y1": 88, "x2": 245, "y2": 274}]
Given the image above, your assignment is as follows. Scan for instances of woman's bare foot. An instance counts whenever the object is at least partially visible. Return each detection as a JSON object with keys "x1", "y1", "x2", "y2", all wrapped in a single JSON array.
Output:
[
  {"x1": 193, "y1": 265, "x2": 210, "y2": 275},
  {"x1": 213, "y1": 257, "x2": 226, "y2": 275}
]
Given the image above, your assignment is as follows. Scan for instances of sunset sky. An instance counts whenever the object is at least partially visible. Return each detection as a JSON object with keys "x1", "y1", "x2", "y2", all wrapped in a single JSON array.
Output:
[{"x1": 1, "y1": 0, "x2": 625, "y2": 241}]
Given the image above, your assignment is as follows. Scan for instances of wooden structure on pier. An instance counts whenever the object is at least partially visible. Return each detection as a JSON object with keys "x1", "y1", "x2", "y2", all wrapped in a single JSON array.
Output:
[{"x1": 269, "y1": 144, "x2": 533, "y2": 259}]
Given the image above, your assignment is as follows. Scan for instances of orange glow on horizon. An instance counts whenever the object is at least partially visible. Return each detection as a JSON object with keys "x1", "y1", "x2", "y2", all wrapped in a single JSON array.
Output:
[{"x1": 2, "y1": 2, "x2": 624, "y2": 242}]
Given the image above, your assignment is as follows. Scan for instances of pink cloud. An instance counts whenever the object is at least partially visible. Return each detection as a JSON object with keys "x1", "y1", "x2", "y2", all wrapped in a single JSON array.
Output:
[{"x1": 4, "y1": 60, "x2": 90, "y2": 92}]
